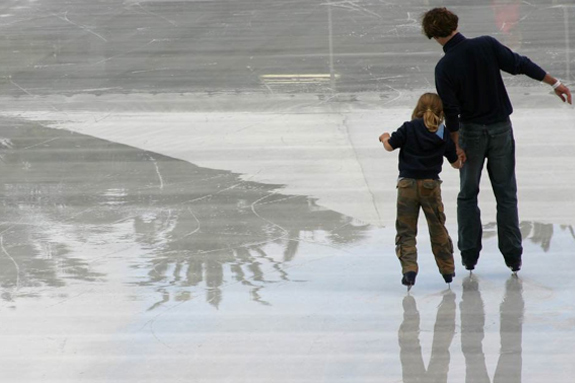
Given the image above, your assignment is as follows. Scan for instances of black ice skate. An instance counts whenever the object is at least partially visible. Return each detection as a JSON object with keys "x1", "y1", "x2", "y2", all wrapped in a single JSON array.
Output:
[
  {"x1": 401, "y1": 271, "x2": 417, "y2": 290},
  {"x1": 509, "y1": 260, "x2": 522, "y2": 274},
  {"x1": 461, "y1": 252, "x2": 479, "y2": 272},
  {"x1": 442, "y1": 272, "x2": 455, "y2": 284}
]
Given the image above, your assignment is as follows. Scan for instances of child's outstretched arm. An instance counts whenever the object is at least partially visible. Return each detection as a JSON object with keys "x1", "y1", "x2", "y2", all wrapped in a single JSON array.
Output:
[{"x1": 379, "y1": 132, "x2": 394, "y2": 152}]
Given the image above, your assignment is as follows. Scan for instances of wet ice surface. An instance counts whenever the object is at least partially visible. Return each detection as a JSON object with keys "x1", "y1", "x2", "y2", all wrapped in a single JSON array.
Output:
[
  {"x1": 0, "y1": 0, "x2": 572, "y2": 95},
  {"x1": 3, "y1": 92, "x2": 574, "y2": 227},
  {"x1": 1, "y1": 0, "x2": 575, "y2": 382},
  {"x1": 0, "y1": 116, "x2": 574, "y2": 382}
]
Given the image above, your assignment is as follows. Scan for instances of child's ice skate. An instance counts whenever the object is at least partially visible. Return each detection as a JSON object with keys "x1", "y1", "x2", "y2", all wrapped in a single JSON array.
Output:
[
  {"x1": 442, "y1": 272, "x2": 455, "y2": 284},
  {"x1": 401, "y1": 271, "x2": 417, "y2": 291}
]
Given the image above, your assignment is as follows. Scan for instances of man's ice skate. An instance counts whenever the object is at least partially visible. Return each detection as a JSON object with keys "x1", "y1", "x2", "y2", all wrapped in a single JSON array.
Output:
[
  {"x1": 461, "y1": 253, "x2": 478, "y2": 272},
  {"x1": 509, "y1": 260, "x2": 522, "y2": 275}
]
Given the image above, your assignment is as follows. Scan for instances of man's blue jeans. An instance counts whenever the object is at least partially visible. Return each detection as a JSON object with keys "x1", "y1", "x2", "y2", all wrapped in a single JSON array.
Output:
[{"x1": 457, "y1": 118, "x2": 522, "y2": 268}]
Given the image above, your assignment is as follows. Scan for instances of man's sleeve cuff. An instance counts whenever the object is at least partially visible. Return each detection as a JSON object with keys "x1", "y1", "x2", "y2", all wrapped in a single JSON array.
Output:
[{"x1": 445, "y1": 117, "x2": 459, "y2": 132}]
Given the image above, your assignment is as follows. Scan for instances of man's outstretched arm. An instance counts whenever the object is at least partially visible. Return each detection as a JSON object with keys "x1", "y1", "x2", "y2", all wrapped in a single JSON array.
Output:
[{"x1": 490, "y1": 37, "x2": 572, "y2": 104}]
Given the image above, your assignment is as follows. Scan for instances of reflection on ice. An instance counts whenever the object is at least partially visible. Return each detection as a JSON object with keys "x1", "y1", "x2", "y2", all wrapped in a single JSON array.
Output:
[
  {"x1": 400, "y1": 276, "x2": 524, "y2": 383},
  {"x1": 399, "y1": 291, "x2": 456, "y2": 383},
  {"x1": 495, "y1": 276, "x2": 524, "y2": 383},
  {"x1": 0, "y1": 119, "x2": 573, "y2": 382},
  {"x1": 0, "y1": 117, "x2": 574, "y2": 312},
  {"x1": 135, "y1": 190, "x2": 370, "y2": 309},
  {"x1": 480, "y1": 220, "x2": 575, "y2": 254},
  {"x1": 461, "y1": 275, "x2": 524, "y2": 383},
  {"x1": 0, "y1": 0, "x2": 573, "y2": 380},
  {"x1": 0, "y1": 116, "x2": 369, "y2": 308},
  {"x1": 461, "y1": 276, "x2": 492, "y2": 383}
]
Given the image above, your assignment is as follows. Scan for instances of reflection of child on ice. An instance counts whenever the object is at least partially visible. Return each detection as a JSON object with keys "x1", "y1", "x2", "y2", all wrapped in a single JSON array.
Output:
[{"x1": 379, "y1": 93, "x2": 461, "y2": 289}]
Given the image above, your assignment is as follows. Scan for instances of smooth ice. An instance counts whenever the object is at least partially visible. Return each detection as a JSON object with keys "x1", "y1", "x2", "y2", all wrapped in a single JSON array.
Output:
[{"x1": 0, "y1": 1, "x2": 574, "y2": 382}]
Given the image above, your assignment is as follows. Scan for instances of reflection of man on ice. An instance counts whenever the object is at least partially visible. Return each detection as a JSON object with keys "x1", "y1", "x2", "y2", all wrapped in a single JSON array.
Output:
[{"x1": 460, "y1": 276, "x2": 524, "y2": 383}]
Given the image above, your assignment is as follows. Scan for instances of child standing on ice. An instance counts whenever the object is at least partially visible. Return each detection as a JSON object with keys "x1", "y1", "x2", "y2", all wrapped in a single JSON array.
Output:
[{"x1": 379, "y1": 93, "x2": 461, "y2": 289}]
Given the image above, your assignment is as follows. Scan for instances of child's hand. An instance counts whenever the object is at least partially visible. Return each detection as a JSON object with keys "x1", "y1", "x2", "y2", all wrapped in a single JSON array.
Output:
[
  {"x1": 379, "y1": 133, "x2": 390, "y2": 143},
  {"x1": 451, "y1": 159, "x2": 462, "y2": 169},
  {"x1": 379, "y1": 132, "x2": 394, "y2": 152}
]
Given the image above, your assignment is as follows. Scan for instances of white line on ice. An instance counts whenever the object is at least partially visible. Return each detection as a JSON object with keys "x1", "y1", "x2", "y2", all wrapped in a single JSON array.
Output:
[
  {"x1": 1, "y1": 236, "x2": 20, "y2": 291},
  {"x1": 148, "y1": 155, "x2": 165, "y2": 190}
]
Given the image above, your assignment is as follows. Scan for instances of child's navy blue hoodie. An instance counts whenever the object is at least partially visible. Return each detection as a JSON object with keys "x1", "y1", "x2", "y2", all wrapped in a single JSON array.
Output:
[{"x1": 387, "y1": 118, "x2": 458, "y2": 180}]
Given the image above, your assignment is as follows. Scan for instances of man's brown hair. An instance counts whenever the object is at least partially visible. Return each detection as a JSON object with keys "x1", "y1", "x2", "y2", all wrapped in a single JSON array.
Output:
[{"x1": 421, "y1": 8, "x2": 459, "y2": 39}]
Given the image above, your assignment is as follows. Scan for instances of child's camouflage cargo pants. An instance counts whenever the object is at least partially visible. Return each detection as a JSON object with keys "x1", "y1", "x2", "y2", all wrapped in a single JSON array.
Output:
[{"x1": 395, "y1": 178, "x2": 455, "y2": 276}]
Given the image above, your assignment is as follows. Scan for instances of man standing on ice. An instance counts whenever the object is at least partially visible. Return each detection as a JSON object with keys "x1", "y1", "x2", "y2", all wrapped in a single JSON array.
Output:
[{"x1": 421, "y1": 7, "x2": 572, "y2": 273}]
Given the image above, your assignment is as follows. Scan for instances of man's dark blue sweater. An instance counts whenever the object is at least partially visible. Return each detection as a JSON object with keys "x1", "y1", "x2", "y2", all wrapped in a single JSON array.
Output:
[
  {"x1": 435, "y1": 33, "x2": 547, "y2": 132},
  {"x1": 388, "y1": 119, "x2": 458, "y2": 180}
]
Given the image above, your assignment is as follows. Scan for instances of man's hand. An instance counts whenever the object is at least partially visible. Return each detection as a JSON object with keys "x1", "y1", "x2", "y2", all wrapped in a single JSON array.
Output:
[
  {"x1": 543, "y1": 74, "x2": 572, "y2": 104},
  {"x1": 555, "y1": 83, "x2": 572, "y2": 104},
  {"x1": 457, "y1": 146, "x2": 467, "y2": 164}
]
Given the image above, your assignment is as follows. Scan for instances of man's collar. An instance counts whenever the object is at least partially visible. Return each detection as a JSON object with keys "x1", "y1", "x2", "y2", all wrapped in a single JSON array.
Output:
[{"x1": 443, "y1": 33, "x2": 465, "y2": 53}]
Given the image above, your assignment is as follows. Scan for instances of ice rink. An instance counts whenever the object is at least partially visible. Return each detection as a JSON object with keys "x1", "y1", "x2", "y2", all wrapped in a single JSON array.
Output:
[{"x1": 0, "y1": 1, "x2": 574, "y2": 382}]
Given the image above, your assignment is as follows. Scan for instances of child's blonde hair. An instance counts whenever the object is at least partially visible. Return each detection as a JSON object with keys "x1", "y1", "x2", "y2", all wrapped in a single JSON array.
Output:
[{"x1": 411, "y1": 93, "x2": 444, "y2": 133}]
